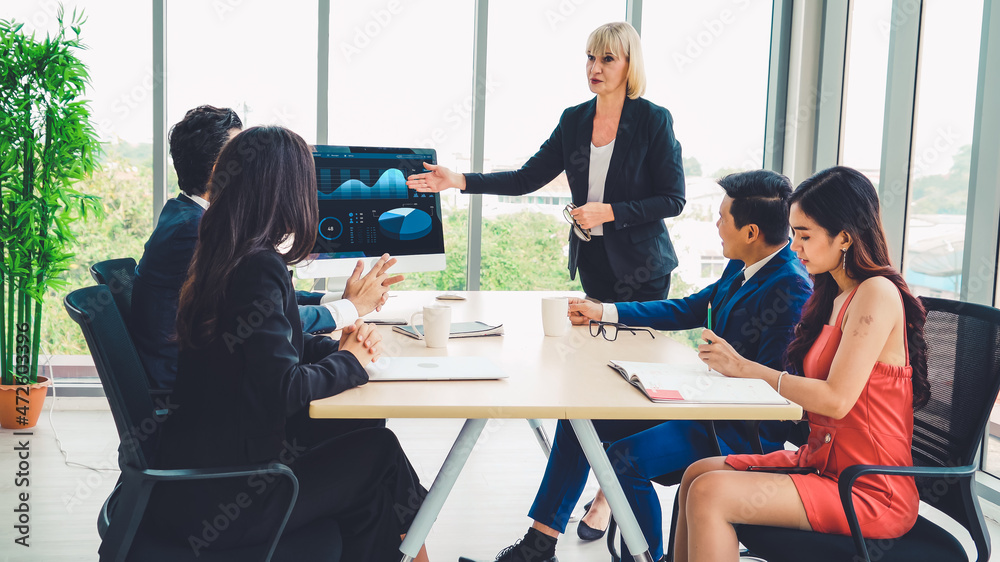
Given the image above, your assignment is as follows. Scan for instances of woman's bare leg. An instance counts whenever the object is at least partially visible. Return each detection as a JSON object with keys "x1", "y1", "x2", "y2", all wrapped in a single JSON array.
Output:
[
  {"x1": 673, "y1": 457, "x2": 730, "y2": 562},
  {"x1": 685, "y1": 468, "x2": 811, "y2": 562}
]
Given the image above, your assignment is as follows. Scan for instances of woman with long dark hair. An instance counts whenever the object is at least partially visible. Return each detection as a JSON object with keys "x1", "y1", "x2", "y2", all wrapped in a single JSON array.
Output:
[
  {"x1": 152, "y1": 126, "x2": 429, "y2": 561},
  {"x1": 672, "y1": 166, "x2": 929, "y2": 561}
]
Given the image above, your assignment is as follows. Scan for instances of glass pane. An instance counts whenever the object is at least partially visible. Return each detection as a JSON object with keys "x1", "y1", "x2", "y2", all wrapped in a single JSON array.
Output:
[
  {"x1": 643, "y1": 1, "x2": 773, "y2": 348},
  {"x1": 167, "y1": 1, "x2": 318, "y2": 141},
  {"x1": 9, "y1": 2, "x2": 154, "y2": 365},
  {"x1": 840, "y1": 0, "x2": 893, "y2": 187},
  {"x1": 478, "y1": 1, "x2": 624, "y2": 291},
  {"x1": 903, "y1": 0, "x2": 981, "y2": 302},
  {"x1": 327, "y1": 1, "x2": 474, "y2": 290}
]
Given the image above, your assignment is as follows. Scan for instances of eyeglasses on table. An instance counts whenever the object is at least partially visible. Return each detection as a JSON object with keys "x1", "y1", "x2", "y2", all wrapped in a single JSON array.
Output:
[
  {"x1": 588, "y1": 320, "x2": 655, "y2": 341},
  {"x1": 562, "y1": 203, "x2": 592, "y2": 242}
]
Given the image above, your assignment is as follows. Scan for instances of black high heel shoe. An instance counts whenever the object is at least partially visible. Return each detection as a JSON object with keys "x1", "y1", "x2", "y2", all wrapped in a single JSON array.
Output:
[{"x1": 577, "y1": 499, "x2": 609, "y2": 541}]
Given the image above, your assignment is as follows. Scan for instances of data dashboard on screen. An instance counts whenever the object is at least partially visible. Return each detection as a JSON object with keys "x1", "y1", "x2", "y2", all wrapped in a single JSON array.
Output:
[{"x1": 296, "y1": 146, "x2": 446, "y2": 279}]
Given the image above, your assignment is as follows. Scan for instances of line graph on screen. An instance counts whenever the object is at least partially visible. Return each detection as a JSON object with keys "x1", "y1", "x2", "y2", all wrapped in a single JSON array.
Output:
[{"x1": 318, "y1": 167, "x2": 408, "y2": 199}]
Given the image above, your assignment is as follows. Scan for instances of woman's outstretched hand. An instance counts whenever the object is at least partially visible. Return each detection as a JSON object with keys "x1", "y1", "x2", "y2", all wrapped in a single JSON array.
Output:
[
  {"x1": 697, "y1": 329, "x2": 748, "y2": 377},
  {"x1": 406, "y1": 162, "x2": 466, "y2": 192}
]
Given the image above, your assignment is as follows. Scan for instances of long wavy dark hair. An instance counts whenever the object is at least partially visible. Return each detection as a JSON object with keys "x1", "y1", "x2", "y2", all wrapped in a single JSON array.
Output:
[
  {"x1": 176, "y1": 126, "x2": 318, "y2": 349},
  {"x1": 785, "y1": 167, "x2": 929, "y2": 408}
]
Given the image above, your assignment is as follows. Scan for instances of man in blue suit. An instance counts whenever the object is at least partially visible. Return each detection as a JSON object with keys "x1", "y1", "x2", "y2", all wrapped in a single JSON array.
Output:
[
  {"x1": 131, "y1": 106, "x2": 400, "y2": 391},
  {"x1": 466, "y1": 170, "x2": 811, "y2": 562}
]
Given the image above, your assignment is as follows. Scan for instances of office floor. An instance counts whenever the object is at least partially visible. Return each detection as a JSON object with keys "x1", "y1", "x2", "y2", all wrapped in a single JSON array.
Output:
[{"x1": 0, "y1": 401, "x2": 996, "y2": 561}]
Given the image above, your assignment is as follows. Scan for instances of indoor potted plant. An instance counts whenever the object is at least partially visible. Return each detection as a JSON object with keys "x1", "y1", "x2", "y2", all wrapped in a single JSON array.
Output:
[{"x1": 0, "y1": 9, "x2": 102, "y2": 428}]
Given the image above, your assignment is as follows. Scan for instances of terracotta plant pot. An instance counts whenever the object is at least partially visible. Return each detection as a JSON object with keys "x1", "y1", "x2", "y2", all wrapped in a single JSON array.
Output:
[{"x1": 0, "y1": 376, "x2": 52, "y2": 429}]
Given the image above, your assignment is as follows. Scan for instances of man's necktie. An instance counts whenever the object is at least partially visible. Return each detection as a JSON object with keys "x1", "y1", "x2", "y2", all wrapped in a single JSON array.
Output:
[{"x1": 713, "y1": 270, "x2": 746, "y2": 328}]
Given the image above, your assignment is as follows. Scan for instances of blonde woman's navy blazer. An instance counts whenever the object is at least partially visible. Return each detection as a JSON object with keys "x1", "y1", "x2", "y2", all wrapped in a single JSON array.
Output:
[{"x1": 464, "y1": 96, "x2": 685, "y2": 289}]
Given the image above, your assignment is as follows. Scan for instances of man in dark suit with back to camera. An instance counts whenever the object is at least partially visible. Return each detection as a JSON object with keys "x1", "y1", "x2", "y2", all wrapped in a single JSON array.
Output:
[
  {"x1": 464, "y1": 169, "x2": 811, "y2": 562},
  {"x1": 131, "y1": 105, "x2": 401, "y2": 393}
]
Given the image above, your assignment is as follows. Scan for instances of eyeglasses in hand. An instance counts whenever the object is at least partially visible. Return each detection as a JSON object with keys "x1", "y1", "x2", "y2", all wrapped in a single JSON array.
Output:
[
  {"x1": 588, "y1": 320, "x2": 655, "y2": 341},
  {"x1": 563, "y1": 203, "x2": 592, "y2": 242}
]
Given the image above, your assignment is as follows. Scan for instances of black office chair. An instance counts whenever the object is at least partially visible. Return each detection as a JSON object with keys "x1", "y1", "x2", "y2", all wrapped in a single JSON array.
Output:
[
  {"x1": 89, "y1": 258, "x2": 138, "y2": 328},
  {"x1": 90, "y1": 257, "x2": 175, "y2": 414},
  {"x1": 734, "y1": 296, "x2": 1000, "y2": 562},
  {"x1": 65, "y1": 285, "x2": 342, "y2": 562}
]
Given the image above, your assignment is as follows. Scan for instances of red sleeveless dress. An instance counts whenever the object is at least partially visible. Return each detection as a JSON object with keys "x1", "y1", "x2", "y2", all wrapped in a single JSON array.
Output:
[{"x1": 725, "y1": 286, "x2": 919, "y2": 539}]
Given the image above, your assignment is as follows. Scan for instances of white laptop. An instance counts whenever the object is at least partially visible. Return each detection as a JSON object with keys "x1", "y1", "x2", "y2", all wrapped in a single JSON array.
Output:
[{"x1": 365, "y1": 356, "x2": 508, "y2": 381}]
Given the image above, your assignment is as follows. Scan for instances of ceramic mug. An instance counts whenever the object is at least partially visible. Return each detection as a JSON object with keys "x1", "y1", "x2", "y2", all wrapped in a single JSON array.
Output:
[
  {"x1": 409, "y1": 304, "x2": 452, "y2": 348},
  {"x1": 541, "y1": 296, "x2": 569, "y2": 337}
]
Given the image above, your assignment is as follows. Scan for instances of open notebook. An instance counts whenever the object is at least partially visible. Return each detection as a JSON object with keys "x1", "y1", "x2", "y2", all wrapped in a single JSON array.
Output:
[
  {"x1": 608, "y1": 360, "x2": 789, "y2": 405},
  {"x1": 366, "y1": 356, "x2": 508, "y2": 381}
]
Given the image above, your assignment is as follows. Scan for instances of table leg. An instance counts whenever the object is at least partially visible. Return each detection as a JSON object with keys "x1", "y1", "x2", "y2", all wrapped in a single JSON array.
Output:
[
  {"x1": 399, "y1": 418, "x2": 488, "y2": 562},
  {"x1": 568, "y1": 419, "x2": 655, "y2": 562},
  {"x1": 526, "y1": 419, "x2": 552, "y2": 458}
]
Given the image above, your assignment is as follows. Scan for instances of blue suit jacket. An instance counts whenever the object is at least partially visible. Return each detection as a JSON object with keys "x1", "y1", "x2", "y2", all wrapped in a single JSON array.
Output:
[
  {"x1": 131, "y1": 194, "x2": 336, "y2": 390},
  {"x1": 616, "y1": 243, "x2": 812, "y2": 447},
  {"x1": 464, "y1": 96, "x2": 685, "y2": 293}
]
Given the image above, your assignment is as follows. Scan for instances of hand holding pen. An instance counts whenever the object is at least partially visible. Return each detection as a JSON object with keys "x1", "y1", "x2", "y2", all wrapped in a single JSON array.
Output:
[{"x1": 698, "y1": 329, "x2": 747, "y2": 377}]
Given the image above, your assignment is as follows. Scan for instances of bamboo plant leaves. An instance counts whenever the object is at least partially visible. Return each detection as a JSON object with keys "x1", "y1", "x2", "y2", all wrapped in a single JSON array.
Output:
[{"x1": 1, "y1": 8, "x2": 102, "y2": 385}]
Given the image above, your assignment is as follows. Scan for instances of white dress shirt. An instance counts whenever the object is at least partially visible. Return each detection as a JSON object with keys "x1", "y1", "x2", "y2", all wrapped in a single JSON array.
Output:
[{"x1": 587, "y1": 139, "x2": 616, "y2": 236}]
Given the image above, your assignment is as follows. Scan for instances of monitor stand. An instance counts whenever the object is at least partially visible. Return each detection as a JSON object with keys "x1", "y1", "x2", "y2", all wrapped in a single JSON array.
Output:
[{"x1": 313, "y1": 276, "x2": 349, "y2": 296}]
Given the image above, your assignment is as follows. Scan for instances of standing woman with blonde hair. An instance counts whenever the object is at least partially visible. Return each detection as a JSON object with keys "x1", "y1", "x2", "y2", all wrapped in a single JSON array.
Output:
[{"x1": 408, "y1": 21, "x2": 685, "y2": 304}]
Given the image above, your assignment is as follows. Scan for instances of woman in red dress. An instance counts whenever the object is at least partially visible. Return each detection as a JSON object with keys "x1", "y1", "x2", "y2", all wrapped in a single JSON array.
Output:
[{"x1": 672, "y1": 166, "x2": 930, "y2": 562}]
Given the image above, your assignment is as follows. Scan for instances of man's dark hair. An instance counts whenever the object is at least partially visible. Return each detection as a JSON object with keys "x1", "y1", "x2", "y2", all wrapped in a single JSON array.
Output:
[
  {"x1": 168, "y1": 105, "x2": 243, "y2": 197},
  {"x1": 717, "y1": 169, "x2": 793, "y2": 245}
]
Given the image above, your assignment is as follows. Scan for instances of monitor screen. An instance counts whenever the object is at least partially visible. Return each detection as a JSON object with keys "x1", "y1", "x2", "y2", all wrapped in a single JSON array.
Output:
[{"x1": 296, "y1": 146, "x2": 446, "y2": 279}]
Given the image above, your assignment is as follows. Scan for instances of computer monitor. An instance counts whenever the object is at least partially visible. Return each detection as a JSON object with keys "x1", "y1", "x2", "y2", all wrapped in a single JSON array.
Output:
[{"x1": 295, "y1": 145, "x2": 446, "y2": 279}]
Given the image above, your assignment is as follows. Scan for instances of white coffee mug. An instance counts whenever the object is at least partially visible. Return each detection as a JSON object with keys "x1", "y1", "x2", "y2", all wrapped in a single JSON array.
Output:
[
  {"x1": 541, "y1": 296, "x2": 569, "y2": 337},
  {"x1": 410, "y1": 305, "x2": 452, "y2": 348}
]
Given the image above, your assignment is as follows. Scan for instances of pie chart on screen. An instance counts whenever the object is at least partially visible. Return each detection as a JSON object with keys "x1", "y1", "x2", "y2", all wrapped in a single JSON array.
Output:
[{"x1": 378, "y1": 208, "x2": 433, "y2": 241}]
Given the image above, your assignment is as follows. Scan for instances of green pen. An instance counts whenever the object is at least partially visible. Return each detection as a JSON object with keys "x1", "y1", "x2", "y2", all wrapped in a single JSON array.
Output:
[{"x1": 706, "y1": 302, "x2": 712, "y2": 343}]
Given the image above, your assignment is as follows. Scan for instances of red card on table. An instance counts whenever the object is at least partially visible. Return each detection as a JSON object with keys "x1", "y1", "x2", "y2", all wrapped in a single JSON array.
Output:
[{"x1": 645, "y1": 388, "x2": 684, "y2": 401}]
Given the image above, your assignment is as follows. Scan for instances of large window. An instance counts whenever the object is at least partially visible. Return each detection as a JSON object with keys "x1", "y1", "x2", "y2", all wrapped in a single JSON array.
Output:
[
  {"x1": 642, "y1": 0, "x2": 773, "y2": 301},
  {"x1": 10, "y1": 1, "x2": 154, "y2": 357},
  {"x1": 902, "y1": 0, "x2": 982, "y2": 301},
  {"x1": 167, "y1": 1, "x2": 318, "y2": 141},
  {"x1": 840, "y1": 0, "x2": 892, "y2": 187},
  {"x1": 327, "y1": 0, "x2": 474, "y2": 290},
  {"x1": 477, "y1": 1, "x2": 624, "y2": 292}
]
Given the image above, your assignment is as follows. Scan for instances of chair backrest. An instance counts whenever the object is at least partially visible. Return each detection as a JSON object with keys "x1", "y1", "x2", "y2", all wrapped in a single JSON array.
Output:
[
  {"x1": 913, "y1": 296, "x2": 1000, "y2": 531},
  {"x1": 89, "y1": 258, "x2": 138, "y2": 327},
  {"x1": 65, "y1": 285, "x2": 159, "y2": 470}
]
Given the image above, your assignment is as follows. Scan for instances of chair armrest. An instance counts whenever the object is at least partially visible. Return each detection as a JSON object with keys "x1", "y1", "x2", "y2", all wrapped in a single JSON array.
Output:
[
  {"x1": 105, "y1": 463, "x2": 298, "y2": 562},
  {"x1": 129, "y1": 462, "x2": 296, "y2": 483},
  {"x1": 836, "y1": 463, "x2": 978, "y2": 562}
]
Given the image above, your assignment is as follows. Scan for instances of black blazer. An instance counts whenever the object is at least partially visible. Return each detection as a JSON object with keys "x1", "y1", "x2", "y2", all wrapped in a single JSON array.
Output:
[
  {"x1": 132, "y1": 195, "x2": 338, "y2": 390},
  {"x1": 157, "y1": 250, "x2": 368, "y2": 469},
  {"x1": 464, "y1": 96, "x2": 686, "y2": 282},
  {"x1": 132, "y1": 194, "x2": 204, "y2": 390}
]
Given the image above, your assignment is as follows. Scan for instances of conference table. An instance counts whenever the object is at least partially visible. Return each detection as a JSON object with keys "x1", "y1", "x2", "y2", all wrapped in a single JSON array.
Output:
[{"x1": 310, "y1": 291, "x2": 802, "y2": 562}]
